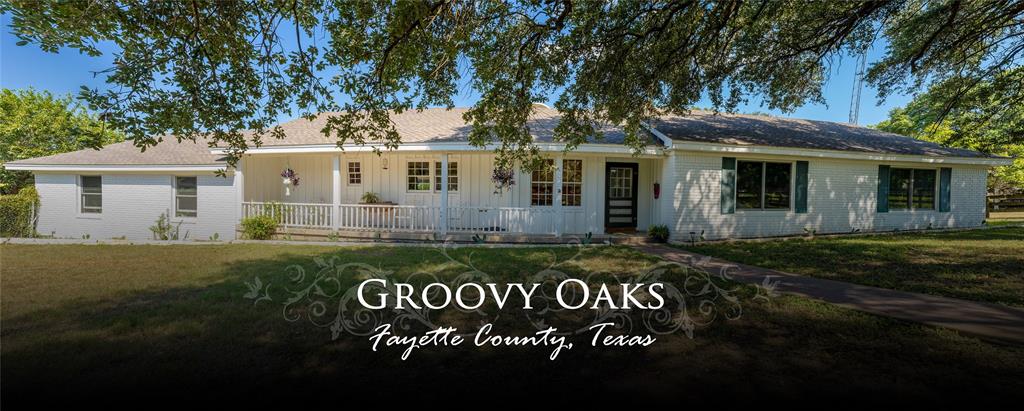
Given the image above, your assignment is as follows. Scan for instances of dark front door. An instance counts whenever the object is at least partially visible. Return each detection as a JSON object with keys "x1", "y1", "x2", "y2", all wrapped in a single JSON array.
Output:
[{"x1": 605, "y1": 162, "x2": 639, "y2": 231}]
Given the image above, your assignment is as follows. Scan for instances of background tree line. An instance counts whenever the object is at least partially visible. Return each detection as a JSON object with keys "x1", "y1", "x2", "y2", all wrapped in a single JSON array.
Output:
[
  {"x1": 0, "y1": 88, "x2": 124, "y2": 194},
  {"x1": 874, "y1": 68, "x2": 1023, "y2": 194}
]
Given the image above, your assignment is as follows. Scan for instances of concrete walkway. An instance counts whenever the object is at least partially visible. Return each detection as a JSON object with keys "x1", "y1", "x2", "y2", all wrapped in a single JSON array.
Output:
[{"x1": 635, "y1": 244, "x2": 1024, "y2": 345}]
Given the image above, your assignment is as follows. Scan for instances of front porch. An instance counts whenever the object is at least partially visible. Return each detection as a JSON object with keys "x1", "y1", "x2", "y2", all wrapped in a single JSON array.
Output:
[
  {"x1": 241, "y1": 201, "x2": 569, "y2": 236},
  {"x1": 235, "y1": 150, "x2": 664, "y2": 239}
]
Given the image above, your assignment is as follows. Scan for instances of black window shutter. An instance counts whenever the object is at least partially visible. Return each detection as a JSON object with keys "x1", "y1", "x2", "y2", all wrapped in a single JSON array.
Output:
[
  {"x1": 795, "y1": 161, "x2": 809, "y2": 213},
  {"x1": 721, "y1": 157, "x2": 736, "y2": 214},
  {"x1": 939, "y1": 167, "x2": 952, "y2": 212},
  {"x1": 877, "y1": 165, "x2": 890, "y2": 213}
]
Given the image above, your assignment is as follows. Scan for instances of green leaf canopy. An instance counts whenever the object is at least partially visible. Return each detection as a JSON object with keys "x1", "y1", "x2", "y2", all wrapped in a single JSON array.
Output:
[{"x1": 3, "y1": 0, "x2": 1021, "y2": 169}]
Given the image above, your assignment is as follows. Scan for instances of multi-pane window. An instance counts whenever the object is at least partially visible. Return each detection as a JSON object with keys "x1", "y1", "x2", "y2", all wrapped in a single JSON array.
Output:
[
  {"x1": 80, "y1": 175, "x2": 102, "y2": 213},
  {"x1": 408, "y1": 160, "x2": 459, "y2": 193},
  {"x1": 531, "y1": 161, "x2": 555, "y2": 206},
  {"x1": 175, "y1": 176, "x2": 198, "y2": 217},
  {"x1": 888, "y1": 168, "x2": 936, "y2": 210},
  {"x1": 407, "y1": 161, "x2": 431, "y2": 191},
  {"x1": 531, "y1": 159, "x2": 584, "y2": 206},
  {"x1": 562, "y1": 159, "x2": 583, "y2": 206},
  {"x1": 736, "y1": 161, "x2": 791, "y2": 210},
  {"x1": 434, "y1": 161, "x2": 458, "y2": 191},
  {"x1": 608, "y1": 166, "x2": 633, "y2": 199},
  {"x1": 347, "y1": 162, "x2": 361, "y2": 185}
]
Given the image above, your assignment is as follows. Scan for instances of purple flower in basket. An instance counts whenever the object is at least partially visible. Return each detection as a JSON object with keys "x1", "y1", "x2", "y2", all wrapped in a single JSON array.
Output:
[
  {"x1": 491, "y1": 167, "x2": 515, "y2": 193},
  {"x1": 281, "y1": 168, "x2": 300, "y2": 186}
]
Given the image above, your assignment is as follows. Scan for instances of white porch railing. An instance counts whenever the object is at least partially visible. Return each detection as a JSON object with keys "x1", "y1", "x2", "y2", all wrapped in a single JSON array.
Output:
[
  {"x1": 337, "y1": 204, "x2": 441, "y2": 232},
  {"x1": 242, "y1": 202, "x2": 333, "y2": 229},
  {"x1": 241, "y1": 202, "x2": 570, "y2": 235},
  {"x1": 446, "y1": 207, "x2": 560, "y2": 234}
]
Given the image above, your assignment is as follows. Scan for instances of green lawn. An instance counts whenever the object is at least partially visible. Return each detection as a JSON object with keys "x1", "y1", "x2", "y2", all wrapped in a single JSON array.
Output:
[
  {"x1": 681, "y1": 227, "x2": 1024, "y2": 307},
  {"x1": 2, "y1": 243, "x2": 1023, "y2": 403}
]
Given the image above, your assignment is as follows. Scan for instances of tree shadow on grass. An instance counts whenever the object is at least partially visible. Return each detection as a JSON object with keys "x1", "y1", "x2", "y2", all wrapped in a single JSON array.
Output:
[
  {"x1": 685, "y1": 228, "x2": 1024, "y2": 306},
  {"x1": 2, "y1": 246, "x2": 1024, "y2": 406}
]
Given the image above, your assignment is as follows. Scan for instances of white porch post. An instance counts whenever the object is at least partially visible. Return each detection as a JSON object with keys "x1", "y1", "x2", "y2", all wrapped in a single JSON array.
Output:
[
  {"x1": 331, "y1": 156, "x2": 341, "y2": 230},
  {"x1": 440, "y1": 153, "x2": 449, "y2": 235},
  {"x1": 235, "y1": 157, "x2": 245, "y2": 224},
  {"x1": 553, "y1": 156, "x2": 563, "y2": 236}
]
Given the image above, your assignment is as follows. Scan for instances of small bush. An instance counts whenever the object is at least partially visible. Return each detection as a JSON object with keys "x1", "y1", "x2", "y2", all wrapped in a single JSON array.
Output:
[
  {"x1": 241, "y1": 215, "x2": 278, "y2": 240},
  {"x1": 260, "y1": 201, "x2": 285, "y2": 223},
  {"x1": 647, "y1": 224, "x2": 670, "y2": 243},
  {"x1": 0, "y1": 187, "x2": 39, "y2": 237},
  {"x1": 149, "y1": 211, "x2": 187, "y2": 240}
]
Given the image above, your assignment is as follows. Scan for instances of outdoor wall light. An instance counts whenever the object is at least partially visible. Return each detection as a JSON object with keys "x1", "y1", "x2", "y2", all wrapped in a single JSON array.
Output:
[{"x1": 382, "y1": 158, "x2": 389, "y2": 170}]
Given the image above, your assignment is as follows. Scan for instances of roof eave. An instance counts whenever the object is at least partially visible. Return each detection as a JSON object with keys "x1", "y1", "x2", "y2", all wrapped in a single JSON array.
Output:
[
  {"x1": 669, "y1": 141, "x2": 1013, "y2": 166},
  {"x1": 3, "y1": 163, "x2": 227, "y2": 172},
  {"x1": 210, "y1": 141, "x2": 667, "y2": 157}
]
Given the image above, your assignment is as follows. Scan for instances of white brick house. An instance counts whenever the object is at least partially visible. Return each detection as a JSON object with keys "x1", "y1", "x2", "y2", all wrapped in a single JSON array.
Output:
[{"x1": 4, "y1": 107, "x2": 1011, "y2": 241}]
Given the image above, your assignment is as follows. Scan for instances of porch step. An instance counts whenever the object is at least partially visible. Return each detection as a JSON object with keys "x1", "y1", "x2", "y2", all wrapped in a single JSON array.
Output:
[{"x1": 605, "y1": 233, "x2": 655, "y2": 245}]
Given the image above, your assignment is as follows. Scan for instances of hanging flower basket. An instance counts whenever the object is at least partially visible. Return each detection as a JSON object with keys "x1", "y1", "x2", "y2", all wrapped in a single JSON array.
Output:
[
  {"x1": 280, "y1": 168, "x2": 300, "y2": 186},
  {"x1": 281, "y1": 168, "x2": 300, "y2": 196},
  {"x1": 491, "y1": 167, "x2": 515, "y2": 194}
]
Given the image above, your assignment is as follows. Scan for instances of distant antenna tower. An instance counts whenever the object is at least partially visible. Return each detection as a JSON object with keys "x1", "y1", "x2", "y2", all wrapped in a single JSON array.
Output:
[{"x1": 848, "y1": 50, "x2": 868, "y2": 125}]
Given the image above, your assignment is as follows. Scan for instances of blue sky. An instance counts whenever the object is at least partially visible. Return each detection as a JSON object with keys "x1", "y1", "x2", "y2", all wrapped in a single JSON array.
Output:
[{"x1": 0, "y1": 13, "x2": 911, "y2": 127}]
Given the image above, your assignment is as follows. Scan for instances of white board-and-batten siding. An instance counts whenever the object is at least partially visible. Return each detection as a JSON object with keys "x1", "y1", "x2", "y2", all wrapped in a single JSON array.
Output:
[
  {"x1": 32, "y1": 173, "x2": 237, "y2": 241},
  {"x1": 241, "y1": 152, "x2": 664, "y2": 236},
  {"x1": 658, "y1": 151, "x2": 989, "y2": 240}
]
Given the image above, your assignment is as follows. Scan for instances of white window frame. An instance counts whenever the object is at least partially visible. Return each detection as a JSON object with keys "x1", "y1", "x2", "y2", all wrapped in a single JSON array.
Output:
[
  {"x1": 530, "y1": 159, "x2": 584, "y2": 207},
  {"x1": 406, "y1": 159, "x2": 460, "y2": 193},
  {"x1": 406, "y1": 161, "x2": 432, "y2": 192},
  {"x1": 174, "y1": 176, "x2": 198, "y2": 218},
  {"x1": 434, "y1": 161, "x2": 459, "y2": 192},
  {"x1": 347, "y1": 161, "x2": 362, "y2": 186},
  {"x1": 79, "y1": 175, "x2": 103, "y2": 214},
  {"x1": 735, "y1": 160, "x2": 794, "y2": 211},
  {"x1": 562, "y1": 159, "x2": 583, "y2": 207},
  {"x1": 531, "y1": 160, "x2": 556, "y2": 207}
]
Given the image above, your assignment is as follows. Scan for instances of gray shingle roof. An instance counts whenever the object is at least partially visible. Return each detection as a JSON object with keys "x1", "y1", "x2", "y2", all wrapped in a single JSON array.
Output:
[
  {"x1": 5, "y1": 107, "x2": 996, "y2": 167},
  {"x1": 5, "y1": 106, "x2": 645, "y2": 167},
  {"x1": 6, "y1": 136, "x2": 225, "y2": 166},
  {"x1": 652, "y1": 111, "x2": 995, "y2": 158},
  {"x1": 244, "y1": 105, "x2": 641, "y2": 146}
]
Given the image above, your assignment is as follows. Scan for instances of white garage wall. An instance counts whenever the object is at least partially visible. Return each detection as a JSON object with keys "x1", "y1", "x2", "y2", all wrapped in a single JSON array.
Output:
[
  {"x1": 33, "y1": 173, "x2": 237, "y2": 241},
  {"x1": 660, "y1": 151, "x2": 989, "y2": 240}
]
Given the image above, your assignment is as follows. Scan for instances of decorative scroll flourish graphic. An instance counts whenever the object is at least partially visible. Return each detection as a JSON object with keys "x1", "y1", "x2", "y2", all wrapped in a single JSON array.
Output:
[{"x1": 242, "y1": 239, "x2": 780, "y2": 341}]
